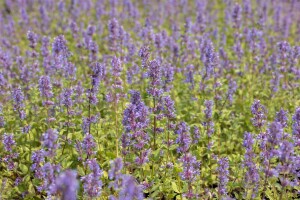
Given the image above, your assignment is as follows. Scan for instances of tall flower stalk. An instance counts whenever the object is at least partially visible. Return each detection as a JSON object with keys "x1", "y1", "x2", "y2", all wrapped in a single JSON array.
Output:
[
  {"x1": 147, "y1": 60, "x2": 163, "y2": 150},
  {"x1": 106, "y1": 57, "x2": 123, "y2": 157},
  {"x1": 122, "y1": 90, "x2": 150, "y2": 171},
  {"x1": 60, "y1": 88, "x2": 73, "y2": 155}
]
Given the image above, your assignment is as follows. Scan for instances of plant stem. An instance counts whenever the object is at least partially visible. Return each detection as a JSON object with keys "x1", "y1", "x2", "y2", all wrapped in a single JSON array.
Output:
[
  {"x1": 114, "y1": 96, "x2": 119, "y2": 158},
  {"x1": 61, "y1": 106, "x2": 70, "y2": 155},
  {"x1": 153, "y1": 97, "x2": 157, "y2": 150}
]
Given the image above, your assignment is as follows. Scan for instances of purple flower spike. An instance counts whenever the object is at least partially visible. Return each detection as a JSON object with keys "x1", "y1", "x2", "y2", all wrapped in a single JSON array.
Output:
[
  {"x1": 52, "y1": 35, "x2": 68, "y2": 55},
  {"x1": 60, "y1": 88, "x2": 73, "y2": 108},
  {"x1": 275, "y1": 108, "x2": 288, "y2": 128},
  {"x1": 203, "y1": 100, "x2": 214, "y2": 137},
  {"x1": 80, "y1": 134, "x2": 97, "y2": 157},
  {"x1": 147, "y1": 60, "x2": 163, "y2": 98},
  {"x1": 12, "y1": 87, "x2": 26, "y2": 119},
  {"x1": 109, "y1": 157, "x2": 123, "y2": 180},
  {"x1": 81, "y1": 159, "x2": 103, "y2": 198},
  {"x1": 251, "y1": 100, "x2": 267, "y2": 129},
  {"x1": 50, "y1": 170, "x2": 78, "y2": 200},
  {"x1": 27, "y1": 31, "x2": 38, "y2": 49},
  {"x1": 38, "y1": 76, "x2": 53, "y2": 99},
  {"x1": 2, "y1": 134, "x2": 15, "y2": 152},
  {"x1": 119, "y1": 175, "x2": 144, "y2": 200},
  {"x1": 41, "y1": 129, "x2": 59, "y2": 157},
  {"x1": 217, "y1": 157, "x2": 229, "y2": 197},
  {"x1": 175, "y1": 122, "x2": 191, "y2": 153}
]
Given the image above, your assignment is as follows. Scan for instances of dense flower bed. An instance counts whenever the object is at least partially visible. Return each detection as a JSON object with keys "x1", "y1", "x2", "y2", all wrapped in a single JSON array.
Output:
[{"x1": 0, "y1": 0, "x2": 300, "y2": 199}]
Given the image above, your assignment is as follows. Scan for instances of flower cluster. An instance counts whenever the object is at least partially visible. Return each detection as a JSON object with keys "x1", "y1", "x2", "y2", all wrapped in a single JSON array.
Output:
[
  {"x1": 251, "y1": 100, "x2": 267, "y2": 129},
  {"x1": 81, "y1": 159, "x2": 103, "y2": 198}
]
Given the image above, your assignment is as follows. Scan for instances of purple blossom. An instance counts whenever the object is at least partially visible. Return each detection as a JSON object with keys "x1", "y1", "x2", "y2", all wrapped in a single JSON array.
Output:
[
  {"x1": 0, "y1": 73, "x2": 7, "y2": 87},
  {"x1": 41, "y1": 129, "x2": 59, "y2": 157},
  {"x1": 74, "y1": 82, "x2": 84, "y2": 104},
  {"x1": 109, "y1": 157, "x2": 123, "y2": 180},
  {"x1": 242, "y1": 132, "x2": 259, "y2": 198},
  {"x1": 139, "y1": 46, "x2": 150, "y2": 68},
  {"x1": 147, "y1": 60, "x2": 163, "y2": 97},
  {"x1": 52, "y1": 35, "x2": 68, "y2": 55},
  {"x1": 276, "y1": 141, "x2": 300, "y2": 188},
  {"x1": 19, "y1": 63, "x2": 34, "y2": 84},
  {"x1": 60, "y1": 88, "x2": 73, "y2": 108},
  {"x1": 259, "y1": 122, "x2": 284, "y2": 183},
  {"x1": 232, "y1": 3, "x2": 242, "y2": 28},
  {"x1": 191, "y1": 126, "x2": 200, "y2": 144},
  {"x1": 1, "y1": 134, "x2": 18, "y2": 171},
  {"x1": 31, "y1": 150, "x2": 45, "y2": 177},
  {"x1": 81, "y1": 159, "x2": 103, "y2": 198},
  {"x1": 69, "y1": 21, "x2": 79, "y2": 38},
  {"x1": 179, "y1": 153, "x2": 200, "y2": 182},
  {"x1": 27, "y1": 31, "x2": 38, "y2": 49},
  {"x1": 204, "y1": 100, "x2": 213, "y2": 119},
  {"x1": 122, "y1": 90, "x2": 150, "y2": 162},
  {"x1": 2, "y1": 153, "x2": 18, "y2": 170},
  {"x1": 64, "y1": 62, "x2": 77, "y2": 80},
  {"x1": 12, "y1": 87, "x2": 26, "y2": 119},
  {"x1": 50, "y1": 170, "x2": 78, "y2": 200},
  {"x1": 217, "y1": 157, "x2": 229, "y2": 196},
  {"x1": 122, "y1": 90, "x2": 149, "y2": 134},
  {"x1": 267, "y1": 122, "x2": 283, "y2": 147},
  {"x1": 120, "y1": 133, "x2": 131, "y2": 156},
  {"x1": 22, "y1": 125, "x2": 31, "y2": 134},
  {"x1": 227, "y1": 78, "x2": 237, "y2": 104},
  {"x1": 87, "y1": 25, "x2": 96, "y2": 37},
  {"x1": 38, "y1": 76, "x2": 53, "y2": 99},
  {"x1": 184, "y1": 64, "x2": 195, "y2": 89},
  {"x1": 39, "y1": 5, "x2": 50, "y2": 32},
  {"x1": 270, "y1": 69, "x2": 283, "y2": 93},
  {"x1": 201, "y1": 41, "x2": 218, "y2": 79},
  {"x1": 163, "y1": 95, "x2": 176, "y2": 119},
  {"x1": 126, "y1": 64, "x2": 140, "y2": 84},
  {"x1": 81, "y1": 115, "x2": 99, "y2": 134},
  {"x1": 277, "y1": 41, "x2": 290, "y2": 60},
  {"x1": 0, "y1": 116, "x2": 4, "y2": 127},
  {"x1": 179, "y1": 153, "x2": 200, "y2": 198},
  {"x1": 106, "y1": 56, "x2": 123, "y2": 103},
  {"x1": 203, "y1": 100, "x2": 214, "y2": 137},
  {"x1": 90, "y1": 62, "x2": 105, "y2": 93},
  {"x1": 88, "y1": 40, "x2": 98, "y2": 61},
  {"x1": 108, "y1": 158, "x2": 124, "y2": 191},
  {"x1": 37, "y1": 162, "x2": 60, "y2": 194},
  {"x1": 41, "y1": 36, "x2": 50, "y2": 57},
  {"x1": 79, "y1": 134, "x2": 96, "y2": 158},
  {"x1": 292, "y1": 107, "x2": 300, "y2": 137},
  {"x1": 251, "y1": 100, "x2": 267, "y2": 129},
  {"x1": 154, "y1": 33, "x2": 164, "y2": 50},
  {"x1": 135, "y1": 149, "x2": 151, "y2": 166},
  {"x1": 111, "y1": 56, "x2": 122, "y2": 77},
  {"x1": 118, "y1": 175, "x2": 144, "y2": 200},
  {"x1": 162, "y1": 64, "x2": 175, "y2": 92},
  {"x1": 175, "y1": 122, "x2": 191, "y2": 153},
  {"x1": 108, "y1": 18, "x2": 120, "y2": 51},
  {"x1": 20, "y1": 8, "x2": 29, "y2": 24},
  {"x1": 2, "y1": 133, "x2": 15, "y2": 152},
  {"x1": 14, "y1": 177, "x2": 22, "y2": 186},
  {"x1": 81, "y1": 117, "x2": 91, "y2": 134}
]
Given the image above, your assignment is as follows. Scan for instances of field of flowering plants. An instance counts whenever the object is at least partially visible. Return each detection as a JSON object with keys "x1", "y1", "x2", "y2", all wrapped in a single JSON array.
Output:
[{"x1": 1, "y1": 0, "x2": 300, "y2": 199}]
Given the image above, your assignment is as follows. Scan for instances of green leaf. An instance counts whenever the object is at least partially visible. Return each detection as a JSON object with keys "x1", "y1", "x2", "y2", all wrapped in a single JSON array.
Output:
[
  {"x1": 19, "y1": 163, "x2": 28, "y2": 174},
  {"x1": 78, "y1": 166, "x2": 85, "y2": 176},
  {"x1": 265, "y1": 188, "x2": 275, "y2": 200},
  {"x1": 150, "y1": 189, "x2": 161, "y2": 198},
  {"x1": 172, "y1": 182, "x2": 180, "y2": 193}
]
